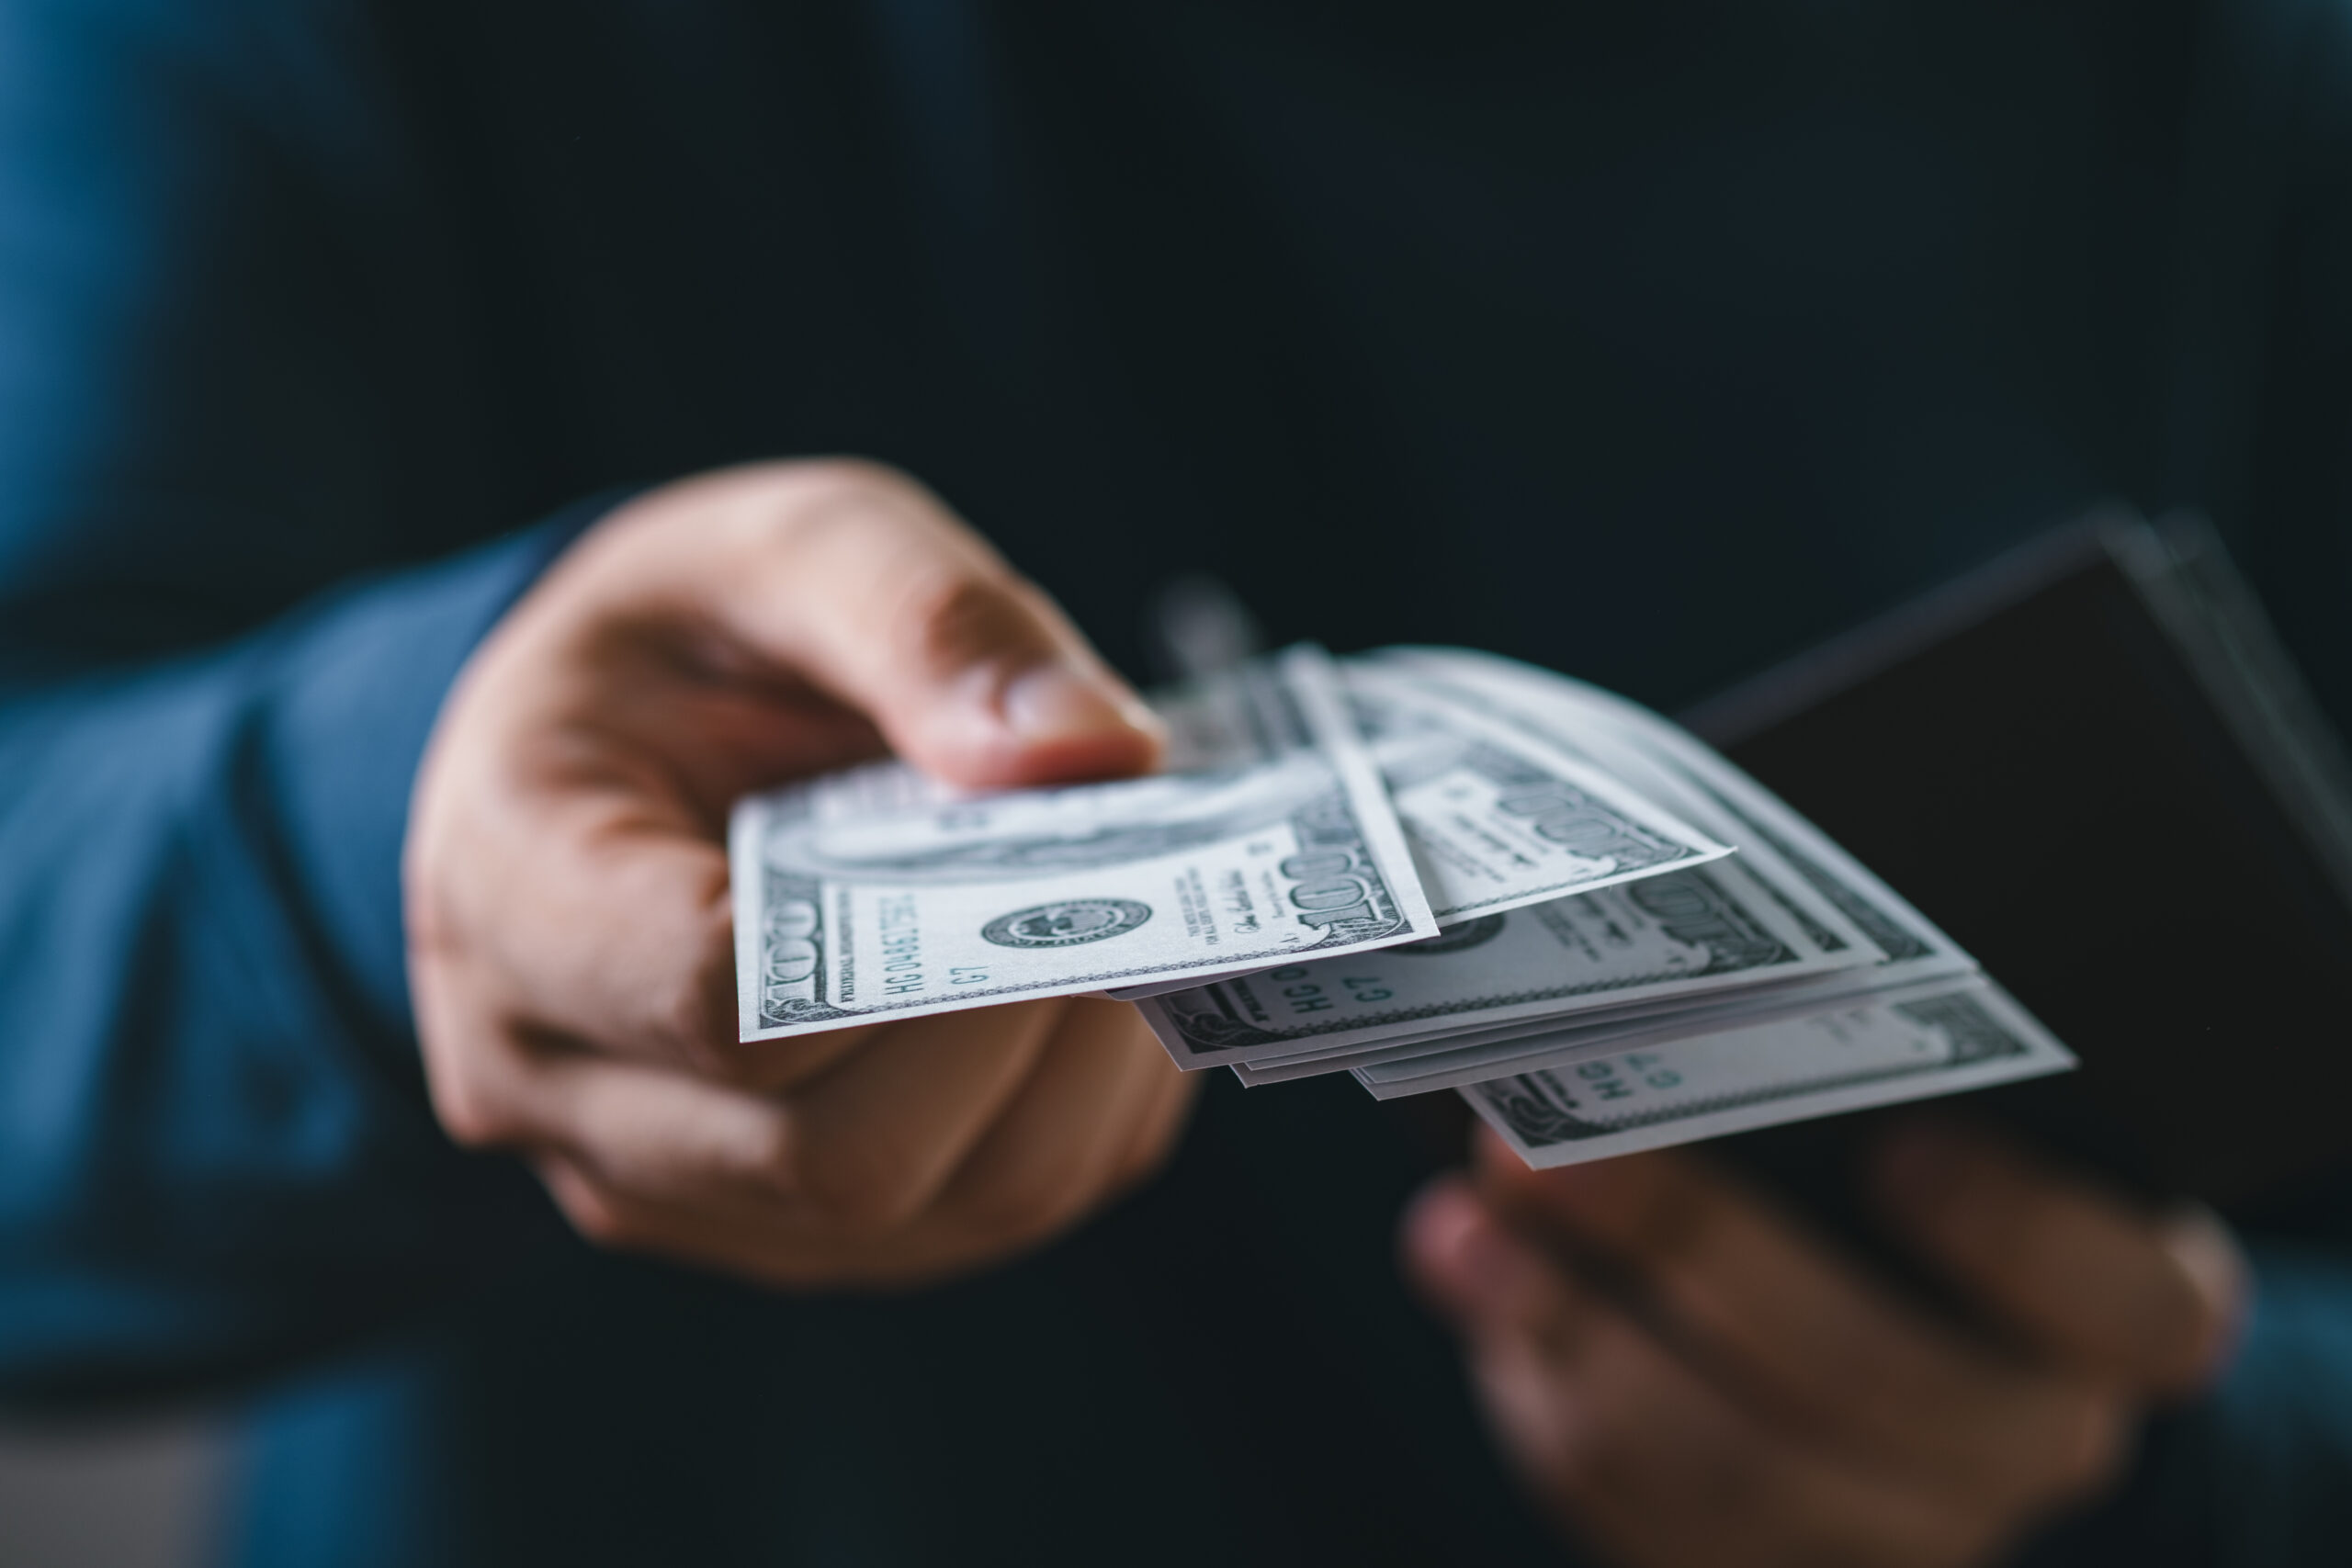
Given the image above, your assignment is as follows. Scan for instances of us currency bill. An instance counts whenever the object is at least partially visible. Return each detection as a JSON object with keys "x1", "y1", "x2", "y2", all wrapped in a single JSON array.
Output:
[
  {"x1": 1375, "y1": 649, "x2": 1976, "y2": 980},
  {"x1": 1462, "y1": 979, "x2": 2074, "y2": 1168},
  {"x1": 1371, "y1": 646, "x2": 1967, "y2": 984},
  {"x1": 1134, "y1": 651, "x2": 1899, "y2": 1079},
  {"x1": 1135, "y1": 859, "x2": 1865, "y2": 1069},
  {"x1": 1099, "y1": 661, "x2": 1729, "y2": 1002},
  {"x1": 1229, "y1": 976, "x2": 1872, "y2": 1088},
  {"x1": 1342, "y1": 663, "x2": 1728, "y2": 920},
  {"x1": 1343, "y1": 975, "x2": 1976, "y2": 1097},
  {"x1": 1248, "y1": 649, "x2": 1994, "y2": 1094},
  {"x1": 730, "y1": 645, "x2": 1437, "y2": 1041}
]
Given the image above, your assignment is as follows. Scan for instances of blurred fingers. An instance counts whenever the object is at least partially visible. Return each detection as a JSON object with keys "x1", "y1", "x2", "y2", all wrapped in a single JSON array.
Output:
[
  {"x1": 925, "y1": 1000, "x2": 1176, "y2": 1248},
  {"x1": 1875, "y1": 1121, "x2": 2246, "y2": 1393},
  {"x1": 780, "y1": 998, "x2": 1067, "y2": 1227},
  {"x1": 1404, "y1": 1179, "x2": 1973, "y2": 1568},
  {"x1": 1465, "y1": 1133, "x2": 2115, "y2": 1495}
]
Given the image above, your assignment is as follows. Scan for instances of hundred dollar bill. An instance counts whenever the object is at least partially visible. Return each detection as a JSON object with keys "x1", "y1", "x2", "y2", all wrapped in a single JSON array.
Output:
[
  {"x1": 1178, "y1": 657, "x2": 1897, "y2": 1084},
  {"x1": 1461, "y1": 979, "x2": 2074, "y2": 1168},
  {"x1": 1098, "y1": 664, "x2": 1730, "y2": 1003},
  {"x1": 730, "y1": 645, "x2": 1437, "y2": 1042},
  {"x1": 1218, "y1": 652, "x2": 2059, "y2": 1103},
  {"x1": 1344, "y1": 967, "x2": 1963, "y2": 1096},
  {"x1": 1309, "y1": 650, "x2": 1994, "y2": 1096},
  {"x1": 1136, "y1": 858, "x2": 1864, "y2": 1068},
  {"x1": 1243, "y1": 927, "x2": 1928, "y2": 1091},
  {"x1": 1343, "y1": 663, "x2": 1727, "y2": 920},
  {"x1": 1230, "y1": 966, "x2": 1866, "y2": 1088},
  {"x1": 1369, "y1": 649, "x2": 1974, "y2": 987}
]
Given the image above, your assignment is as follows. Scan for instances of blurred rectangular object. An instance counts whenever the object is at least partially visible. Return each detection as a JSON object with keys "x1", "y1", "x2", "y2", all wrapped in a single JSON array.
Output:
[{"x1": 1688, "y1": 509, "x2": 2352, "y2": 1207}]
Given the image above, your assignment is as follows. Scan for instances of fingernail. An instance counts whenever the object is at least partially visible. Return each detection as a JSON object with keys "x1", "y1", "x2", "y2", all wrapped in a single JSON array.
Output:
[{"x1": 1001, "y1": 660, "x2": 1158, "y2": 745}]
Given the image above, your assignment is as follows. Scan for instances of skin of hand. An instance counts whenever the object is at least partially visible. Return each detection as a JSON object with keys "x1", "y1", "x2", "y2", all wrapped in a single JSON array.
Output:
[
  {"x1": 1402, "y1": 1121, "x2": 2246, "y2": 1568},
  {"x1": 405, "y1": 458, "x2": 1200, "y2": 1291}
]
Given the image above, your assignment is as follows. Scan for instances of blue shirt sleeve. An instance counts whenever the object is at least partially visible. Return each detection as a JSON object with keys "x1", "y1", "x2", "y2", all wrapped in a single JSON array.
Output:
[
  {"x1": 0, "y1": 0, "x2": 601, "y2": 1402},
  {"x1": 0, "y1": 525, "x2": 595, "y2": 1405}
]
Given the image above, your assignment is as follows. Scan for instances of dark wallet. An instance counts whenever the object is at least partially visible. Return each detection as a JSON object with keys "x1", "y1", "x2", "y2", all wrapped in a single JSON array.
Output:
[{"x1": 1684, "y1": 509, "x2": 2352, "y2": 1220}]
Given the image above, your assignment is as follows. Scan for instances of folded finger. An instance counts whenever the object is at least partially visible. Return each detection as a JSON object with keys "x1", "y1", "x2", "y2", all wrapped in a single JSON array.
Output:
[
  {"x1": 537, "y1": 1154, "x2": 870, "y2": 1289},
  {"x1": 498, "y1": 1042, "x2": 806, "y2": 1207},
  {"x1": 781, "y1": 998, "x2": 1066, "y2": 1227},
  {"x1": 926, "y1": 1000, "x2": 1171, "y2": 1248},
  {"x1": 447, "y1": 799, "x2": 741, "y2": 1076}
]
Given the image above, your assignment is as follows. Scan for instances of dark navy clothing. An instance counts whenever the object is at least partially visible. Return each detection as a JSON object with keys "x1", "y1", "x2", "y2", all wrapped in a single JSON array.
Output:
[{"x1": 2, "y1": 1, "x2": 2350, "y2": 1562}]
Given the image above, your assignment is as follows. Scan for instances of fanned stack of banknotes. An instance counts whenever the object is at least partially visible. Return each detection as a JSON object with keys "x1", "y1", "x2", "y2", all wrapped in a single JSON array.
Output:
[{"x1": 731, "y1": 646, "x2": 2074, "y2": 1168}]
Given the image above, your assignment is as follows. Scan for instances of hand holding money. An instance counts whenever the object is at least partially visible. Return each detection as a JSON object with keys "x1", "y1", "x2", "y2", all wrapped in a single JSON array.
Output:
[
  {"x1": 405, "y1": 460, "x2": 1193, "y2": 1288},
  {"x1": 1402, "y1": 1122, "x2": 2243, "y2": 1568}
]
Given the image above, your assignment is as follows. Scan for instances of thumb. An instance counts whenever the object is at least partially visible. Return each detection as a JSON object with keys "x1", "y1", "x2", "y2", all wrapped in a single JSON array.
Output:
[{"x1": 635, "y1": 460, "x2": 1164, "y2": 788}]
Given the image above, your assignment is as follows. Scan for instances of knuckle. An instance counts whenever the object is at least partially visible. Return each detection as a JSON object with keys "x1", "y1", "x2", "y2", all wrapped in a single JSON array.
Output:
[
  {"x1": 428, "y1": 1066, "x2": 512, "y2": 1149},
  {"x1": 648, "y1": 961, "x2": 732, "y2": 1068}
]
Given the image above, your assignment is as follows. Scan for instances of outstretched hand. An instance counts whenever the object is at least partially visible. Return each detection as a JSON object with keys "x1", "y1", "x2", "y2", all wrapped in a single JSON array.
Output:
[{"x1": 406, "y1": 460, "x2": 1197, "y2": 1289}]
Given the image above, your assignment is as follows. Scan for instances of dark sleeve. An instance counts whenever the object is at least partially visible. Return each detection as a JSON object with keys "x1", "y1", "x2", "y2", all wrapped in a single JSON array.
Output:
[
  {"x1": 0, "y1": 527, "x2": 596, "y2": 1407},
  {"x1": 0, "y1": 0, "x2": 596, "y2": 1403}
]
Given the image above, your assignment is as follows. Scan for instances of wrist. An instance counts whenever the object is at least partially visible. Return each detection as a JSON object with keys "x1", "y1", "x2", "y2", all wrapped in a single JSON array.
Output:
[{"x1": 263, "y1": 499, "x2": 637, "y2": 1056}]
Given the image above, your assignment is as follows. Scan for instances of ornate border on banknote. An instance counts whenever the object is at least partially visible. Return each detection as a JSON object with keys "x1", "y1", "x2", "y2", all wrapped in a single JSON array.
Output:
[
  {"x1": 1149, "y1": 870, "x2": 1801, "y2": 1052},
  {"x1": 1465, "y1": 990, "x2": 2034, "y2": 1147}
]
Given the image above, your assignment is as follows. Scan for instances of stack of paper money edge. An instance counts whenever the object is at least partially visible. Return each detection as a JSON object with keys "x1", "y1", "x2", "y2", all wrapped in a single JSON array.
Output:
[
  {"x1": 1135, "y1": 649, "x2": 2073, "y2": 1166},
  {"x1": 729, "y1": 645, "x2": 2074, "y2": 1168}
]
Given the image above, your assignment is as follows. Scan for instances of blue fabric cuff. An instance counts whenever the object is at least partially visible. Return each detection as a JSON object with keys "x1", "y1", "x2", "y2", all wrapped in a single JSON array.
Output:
[{"x1": 255, "y1": 491, "x2": 637, "y2": 1066}]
